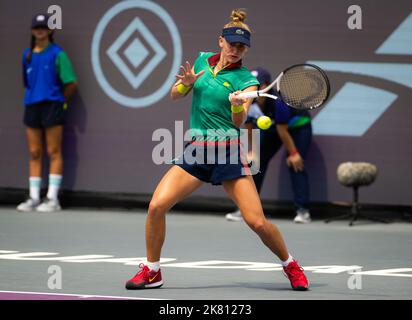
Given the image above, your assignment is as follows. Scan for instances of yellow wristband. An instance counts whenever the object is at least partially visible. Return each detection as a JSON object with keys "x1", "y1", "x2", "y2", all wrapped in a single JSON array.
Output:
[
  {"x1": 231, "y1": 104, "x2": 244, "y2": 113},
  {"x1": 177, "y1": 83, "x2": 192, "y2": 95}
]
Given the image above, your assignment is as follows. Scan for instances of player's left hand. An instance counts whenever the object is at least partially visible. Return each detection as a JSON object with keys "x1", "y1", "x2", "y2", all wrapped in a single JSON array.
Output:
[{"x1": 175, "y1": 61, "x2": 204, "y2": 86}]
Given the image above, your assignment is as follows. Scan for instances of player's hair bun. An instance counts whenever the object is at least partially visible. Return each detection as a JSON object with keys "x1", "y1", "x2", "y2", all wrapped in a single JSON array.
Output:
[
  {"x1": 223, "y1": 8, "x2": 251, "y2": 32},
  {"x1": 230, "y1": 9, "x2": 247, "y2": 23}
]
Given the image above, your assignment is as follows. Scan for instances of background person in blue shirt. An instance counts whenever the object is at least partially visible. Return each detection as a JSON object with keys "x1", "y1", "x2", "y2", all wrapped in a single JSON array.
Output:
[
  {"x1": 226, "y1": 67, "x2": 313, "y2": 223},
  {"x1": 17, "y1": 13, "x2": 77, "y2": 212}
]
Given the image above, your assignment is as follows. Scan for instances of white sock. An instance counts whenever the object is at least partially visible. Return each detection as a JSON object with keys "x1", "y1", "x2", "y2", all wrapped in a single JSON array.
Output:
[
  {"x1": 29, "y1": 177, "x2": 41, "y2": 201},
  {"x1": 147, "y1": 261, "x2": 160, "y2": 272},
  {"x1": 281, "y1": 254, "x2": 294, "y2": 267},
  {"x1": 47, "y1": 174, "x2": 62, "y2": 200}
]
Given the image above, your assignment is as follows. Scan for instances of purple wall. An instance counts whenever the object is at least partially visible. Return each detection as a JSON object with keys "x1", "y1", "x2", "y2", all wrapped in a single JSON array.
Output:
[{"x1": 1, "y1": 0, "x2": 411, "y2": 205}]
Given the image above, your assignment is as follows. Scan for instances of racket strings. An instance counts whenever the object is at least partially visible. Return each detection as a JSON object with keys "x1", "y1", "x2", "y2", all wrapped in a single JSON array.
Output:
[{"x1": 279, "y1": 66, "x2": 329, "y2": 109}]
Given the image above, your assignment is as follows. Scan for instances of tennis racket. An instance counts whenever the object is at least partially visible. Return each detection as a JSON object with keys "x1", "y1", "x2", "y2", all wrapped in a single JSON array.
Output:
[{"x1": 237, "y1": 64, "x2": 330, "y2": 110}]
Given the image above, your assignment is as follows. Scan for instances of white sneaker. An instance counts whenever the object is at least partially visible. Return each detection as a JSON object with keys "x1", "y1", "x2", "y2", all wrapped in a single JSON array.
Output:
[
  {"x1": 16, "y1": 198, "x2": 40, "y2": 212},
  {"x1": 225, "y1": 210, "x2": 243, "y2": 222},
  {"x1": 36, "y1": 198, "x2": 61, "y2": 212},
  {"x1": 293, "y1": 210, "x2": 312, "y2": 224}
]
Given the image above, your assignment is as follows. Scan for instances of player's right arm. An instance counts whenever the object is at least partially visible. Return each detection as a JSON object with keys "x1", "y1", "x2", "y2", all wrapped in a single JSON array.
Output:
[{"x1": 170, "y1": 61, "x2": 204, "y2": 100}]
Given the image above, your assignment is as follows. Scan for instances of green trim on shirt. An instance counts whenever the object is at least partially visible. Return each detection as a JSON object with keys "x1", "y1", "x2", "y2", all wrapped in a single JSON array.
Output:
[
  {"x1": 288, "y1": 116, "x2": 311, "y2": 129},
  {"x1": 56, "y1": 51, "x2": 77, "y2": 84}
]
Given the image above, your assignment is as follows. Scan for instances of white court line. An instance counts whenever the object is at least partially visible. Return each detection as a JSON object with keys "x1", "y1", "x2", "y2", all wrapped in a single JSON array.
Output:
[{"x1": 0, "y1": 290, "x2": 167, "y2": 300}]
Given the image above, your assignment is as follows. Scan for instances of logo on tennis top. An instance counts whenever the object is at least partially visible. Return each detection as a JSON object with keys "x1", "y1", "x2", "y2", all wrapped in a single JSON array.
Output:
[{"x1": 91, "y1": 0, "x2": 182, "y2": 108}]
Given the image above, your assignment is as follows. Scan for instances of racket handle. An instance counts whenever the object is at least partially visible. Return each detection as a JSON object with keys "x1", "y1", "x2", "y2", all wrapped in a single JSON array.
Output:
[{"x1": 236, "y1": 91, "x2": 259, "y2": 99}]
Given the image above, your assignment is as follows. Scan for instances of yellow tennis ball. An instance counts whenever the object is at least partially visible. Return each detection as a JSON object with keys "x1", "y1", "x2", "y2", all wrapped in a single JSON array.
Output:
[{"x1": 257, "y1": 116, "x2": 272, "y2": 130}]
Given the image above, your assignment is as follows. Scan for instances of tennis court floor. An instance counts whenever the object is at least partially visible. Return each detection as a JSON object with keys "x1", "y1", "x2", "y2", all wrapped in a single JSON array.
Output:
[{"x1": 0, "y1": 207, "x2": 411, "y2": 300}]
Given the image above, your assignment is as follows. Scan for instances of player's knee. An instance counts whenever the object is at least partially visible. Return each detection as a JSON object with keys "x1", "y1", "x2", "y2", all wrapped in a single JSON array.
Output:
[
  {"x1": 47, "y1": 146, "x2": 61, "y2": 159},
  {"x1": 148, "y1": 199, "x2": 167, "y2": 217},
  {"x1": 246, "y1": 216, "x2": 267, "y2": 234},
  {"x1": 29, "y1": 148, "x2": 42, "y2": 161},
  {"x1": 253, "y1": 220, "x2": 267, "y2": 234}
]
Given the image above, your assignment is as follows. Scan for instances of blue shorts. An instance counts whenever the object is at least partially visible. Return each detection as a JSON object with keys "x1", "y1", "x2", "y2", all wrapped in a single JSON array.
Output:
[
  {"x1": 24, "y1": 100, "x2": 67, "y2": 128},
  {"x1": 172, "y1": 139, "x2": 254, "y2": 185}
]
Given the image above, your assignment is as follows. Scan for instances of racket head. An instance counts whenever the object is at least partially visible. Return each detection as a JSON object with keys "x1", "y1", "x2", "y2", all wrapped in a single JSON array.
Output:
[{"x1": 277, "y1": 64, "x2": 330, "y2": 110}]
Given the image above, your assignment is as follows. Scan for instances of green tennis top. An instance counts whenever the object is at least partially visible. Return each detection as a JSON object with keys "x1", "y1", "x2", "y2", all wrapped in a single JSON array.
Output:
[{"x1": 190, "y1": 52, "x2": 259, "y2": 141}]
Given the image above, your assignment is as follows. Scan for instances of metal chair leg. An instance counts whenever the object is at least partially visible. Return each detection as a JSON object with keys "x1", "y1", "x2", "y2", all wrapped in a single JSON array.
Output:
[
  {"x1": 325, "y1": 186, "x2": 390, "y2": 226},
  {"x1": 325, "y1": 213, "x2": 353, "y2": 223}
]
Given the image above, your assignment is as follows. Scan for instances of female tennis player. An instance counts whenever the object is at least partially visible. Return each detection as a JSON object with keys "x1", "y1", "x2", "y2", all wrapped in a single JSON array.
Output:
[
  {"x1": 17, "y1": 13, "x2": 77, "y2": 212},
  {"x1": 126, "y1": 9, "x2": 309, "y2": 291}
]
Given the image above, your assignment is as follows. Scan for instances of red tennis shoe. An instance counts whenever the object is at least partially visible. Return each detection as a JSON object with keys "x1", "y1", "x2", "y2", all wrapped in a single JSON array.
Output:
[
  {"x1": 125, "y1": 263, "x2": 163, "y2": 290},
  {"x1": 283, "y1": 260, "x2": 309, "y2": 291}
]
